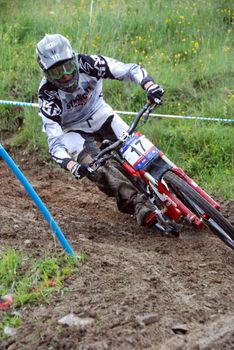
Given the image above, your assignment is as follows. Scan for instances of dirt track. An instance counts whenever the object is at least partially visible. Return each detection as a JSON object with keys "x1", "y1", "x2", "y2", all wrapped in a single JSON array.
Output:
[{"x1": 0, "y1": 151, "x2": 234, "y2": 350}]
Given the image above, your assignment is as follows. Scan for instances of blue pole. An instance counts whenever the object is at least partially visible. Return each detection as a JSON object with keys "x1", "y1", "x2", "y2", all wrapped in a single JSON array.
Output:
[{"x1": 0, "y1": 144, "x2": 75, "y2": 256}]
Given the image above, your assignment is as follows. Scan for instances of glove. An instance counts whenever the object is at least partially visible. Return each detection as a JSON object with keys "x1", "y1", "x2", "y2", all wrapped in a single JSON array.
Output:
[
  {"x1": 147, "y1": 84, "x2": 164, "y2": 104},
  {"x1": 70, "y1": 163, "x2": 92, "y2": 179}
]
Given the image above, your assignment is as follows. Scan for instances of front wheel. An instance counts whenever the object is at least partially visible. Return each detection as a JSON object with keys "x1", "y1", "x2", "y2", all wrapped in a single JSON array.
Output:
[{"x1": 162, "y1": 171, "x2": 234, "y2": 250}]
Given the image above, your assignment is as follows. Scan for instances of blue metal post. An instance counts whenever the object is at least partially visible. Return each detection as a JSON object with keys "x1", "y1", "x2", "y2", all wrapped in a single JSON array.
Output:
[{"x1": 0, "y1": 144, "x2": 75, "y2": 256}]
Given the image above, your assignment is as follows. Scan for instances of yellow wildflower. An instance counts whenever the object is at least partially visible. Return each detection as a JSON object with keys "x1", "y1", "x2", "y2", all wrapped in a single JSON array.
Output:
[
  {"x1": 136, "y1": 35, "x2": 142, "y2": 41},
  {"x1": 223, "y1": 47, "x2": 230, "y2": 53}
]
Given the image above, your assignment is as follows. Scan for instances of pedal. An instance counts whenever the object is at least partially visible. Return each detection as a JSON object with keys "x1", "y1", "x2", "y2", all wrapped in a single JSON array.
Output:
[{"x1": 154, "y1": 223, "x2": 180, "y2": 237}]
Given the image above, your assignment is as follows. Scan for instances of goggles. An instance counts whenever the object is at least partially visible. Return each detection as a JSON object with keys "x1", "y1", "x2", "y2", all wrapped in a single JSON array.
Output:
[{"x1": 46, "y1": 59, "x2": 77, "y2": 81}]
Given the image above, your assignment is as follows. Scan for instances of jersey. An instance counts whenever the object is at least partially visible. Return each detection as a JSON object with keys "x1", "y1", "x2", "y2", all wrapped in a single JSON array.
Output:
[{"x1": 38, "y1": 54, "x2": 154, "y2": 166}]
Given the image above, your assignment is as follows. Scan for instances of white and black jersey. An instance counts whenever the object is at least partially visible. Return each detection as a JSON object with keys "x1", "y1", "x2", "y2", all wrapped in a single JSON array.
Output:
[{"x1": 38, "y1": 54, "x2": 154, "y2": 164}]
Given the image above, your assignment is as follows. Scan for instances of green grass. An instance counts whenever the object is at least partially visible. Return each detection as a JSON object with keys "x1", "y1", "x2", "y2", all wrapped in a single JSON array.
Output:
[
  {"x1": 0, "y1": 0, "x2": 233, "y2": 198},
  {"x1": 0, "y1": 249, "x2": 84, "y2": 340},
  {"x1": 143, "y1": 118, "x2": 234, "y2": 198}
]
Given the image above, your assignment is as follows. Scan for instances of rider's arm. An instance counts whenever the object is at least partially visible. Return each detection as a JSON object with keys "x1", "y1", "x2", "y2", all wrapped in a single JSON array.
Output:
[
  {"x1": 38, "y1": 81, "x2": 72, "y2": 170},
  {"x1": 38, "y1": 81, "x2": 92, "y2": 179},
  {"x1": 100, "y1": 56, "x2": 164, "y2": 102},
  {"x1": 40, "y1": 116, "x2": 89, "y2": 178},
  {"x1": 39, "y1": 115, "x2": 72, "y2": 169},
  {"x1": 78, "y1": 54, "x2": 157, "y2": 88},
  {"x1": 78, "y1": 54, "x2": 163, "y2": 103}
]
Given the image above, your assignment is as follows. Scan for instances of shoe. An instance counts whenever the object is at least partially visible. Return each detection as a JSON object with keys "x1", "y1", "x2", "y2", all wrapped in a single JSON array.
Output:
[
  {"x1": 135, "y1": 204, "x2": 157, "y2": 227},
  {"x1": 144, "y1": 210, "x2": 157, "y2": 227}
]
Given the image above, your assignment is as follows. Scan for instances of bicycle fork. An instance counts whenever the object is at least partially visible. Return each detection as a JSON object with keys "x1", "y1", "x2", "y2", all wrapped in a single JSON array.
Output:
[{"x1": 144, "y1": 171, "x2": 204, "y2": 229}]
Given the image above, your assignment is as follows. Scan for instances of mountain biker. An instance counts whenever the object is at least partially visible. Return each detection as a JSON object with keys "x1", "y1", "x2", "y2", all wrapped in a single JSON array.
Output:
[{"x1": 36, "y1": 34, "x2": 164, "y2": 227}]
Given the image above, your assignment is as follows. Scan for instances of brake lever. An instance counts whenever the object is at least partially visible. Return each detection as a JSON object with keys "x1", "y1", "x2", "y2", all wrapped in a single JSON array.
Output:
[
  {"x1": 138, "y1": 103, "x2": 157, "y2": 127},
  {"x1": 90, "y1": 154, "x2": 112, "y2": 170}
]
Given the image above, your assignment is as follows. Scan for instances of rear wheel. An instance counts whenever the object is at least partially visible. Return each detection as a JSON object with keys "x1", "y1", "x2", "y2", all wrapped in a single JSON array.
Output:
[{"x1": 163, "y1": 171, "x2": 234, "y2": 250}]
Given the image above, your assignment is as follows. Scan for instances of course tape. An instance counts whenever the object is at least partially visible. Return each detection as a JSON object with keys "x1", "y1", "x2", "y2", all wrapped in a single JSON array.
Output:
[
  {"x1": 0, "y1": 99, "x2": 233, "y2": 123},
  {"x1": 114, "y1": 110, "x2": 234, "y2": 123},
  {"x1": 0, "y1": 100, "x2": 38, "y2": 108}
]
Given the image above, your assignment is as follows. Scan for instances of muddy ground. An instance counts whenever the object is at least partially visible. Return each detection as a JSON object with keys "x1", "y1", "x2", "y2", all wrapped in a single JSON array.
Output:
[{"x1": 0, "y1": 147, "x2": 234, "y2": 350}]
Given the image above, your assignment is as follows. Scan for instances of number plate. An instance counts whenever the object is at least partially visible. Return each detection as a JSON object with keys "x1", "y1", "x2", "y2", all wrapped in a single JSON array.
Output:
[{"x1": 120, "y1": 132, "x2": 159, "y2": 170}]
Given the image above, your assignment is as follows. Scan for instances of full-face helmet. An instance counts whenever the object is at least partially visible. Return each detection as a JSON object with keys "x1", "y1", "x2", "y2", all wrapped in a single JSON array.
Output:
[{"x1": 36, "y1": 34, "x2": 79, "y2": 92}]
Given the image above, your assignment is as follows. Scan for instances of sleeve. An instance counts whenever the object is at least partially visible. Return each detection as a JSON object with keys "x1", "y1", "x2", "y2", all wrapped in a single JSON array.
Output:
[
  {"x1": 39, "y1": 115, "x2": 72, "y2": 169},
  {"x1": 78, "y1": 54, "x2": 155, "y2": 87},
  {"x1": 38, "y1": 81, "x2": 72, "y2": 169},
  {"x1": 38, "y1": 81, "x2": 63, "y2": 125}
]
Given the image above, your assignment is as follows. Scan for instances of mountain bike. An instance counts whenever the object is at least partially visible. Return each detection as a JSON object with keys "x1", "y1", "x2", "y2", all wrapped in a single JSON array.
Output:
[{"x1": 90, "y1": 103, "x2": 234, "y2": 250}]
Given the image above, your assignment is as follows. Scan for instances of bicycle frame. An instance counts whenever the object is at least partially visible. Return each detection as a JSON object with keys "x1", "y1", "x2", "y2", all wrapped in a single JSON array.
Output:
[
  {"x1": 92, "y1": 103, "x2": 222, "y2": 231},
  {"x1": 120, "y1": 142, "x2": 221, "y2": 228}
]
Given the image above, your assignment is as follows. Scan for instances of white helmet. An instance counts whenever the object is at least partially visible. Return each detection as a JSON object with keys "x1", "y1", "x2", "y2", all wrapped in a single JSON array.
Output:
[{"x1": 36, "y1": 34, "x2": 79, "y2": 92}]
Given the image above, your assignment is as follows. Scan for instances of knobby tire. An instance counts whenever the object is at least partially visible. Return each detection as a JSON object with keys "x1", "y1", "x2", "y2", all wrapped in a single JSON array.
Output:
[{"x1": 163, "y1": 171, "x2": 234, "y2": 250}]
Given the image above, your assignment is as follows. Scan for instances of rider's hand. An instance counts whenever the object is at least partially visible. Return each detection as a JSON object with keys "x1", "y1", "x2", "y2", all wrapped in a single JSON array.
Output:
[
  {"x1": 70, "y1": 163, "x2": 93, "y2": 179},
  {"x1": 146, "y1": 84, "x2": 164, "y2": 105}
]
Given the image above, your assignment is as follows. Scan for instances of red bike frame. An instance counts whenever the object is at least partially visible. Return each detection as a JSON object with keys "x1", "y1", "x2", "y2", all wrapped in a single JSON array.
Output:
[{"x1": 120, "y1": 145, "x2": 220, "y2": 230}]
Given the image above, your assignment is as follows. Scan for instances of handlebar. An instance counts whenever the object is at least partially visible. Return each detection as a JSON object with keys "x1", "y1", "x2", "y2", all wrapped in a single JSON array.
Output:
[
  {"x1": 93, "y1": 138, "x2": 123, "y2": 161},
  {"x1": 128, "y1": 102, "x2": 158, "y2": 134},
  {"x1": 90, "y1": 102, "x2": 157, "y2": 167}
]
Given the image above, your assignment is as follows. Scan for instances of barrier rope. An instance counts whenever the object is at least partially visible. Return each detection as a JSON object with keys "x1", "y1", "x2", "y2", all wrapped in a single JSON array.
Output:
[{"x1": 0, "y1": 99, "x2": 233, "y2": 123}]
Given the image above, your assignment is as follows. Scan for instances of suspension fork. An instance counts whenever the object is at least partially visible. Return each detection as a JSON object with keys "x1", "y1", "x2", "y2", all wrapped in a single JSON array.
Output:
[
  {"x1": 143, "y1": 171, "x2": 203, "y2": 228},
  {"x1": 112, "y1": 153, "x2": 202, "y2": 228}
]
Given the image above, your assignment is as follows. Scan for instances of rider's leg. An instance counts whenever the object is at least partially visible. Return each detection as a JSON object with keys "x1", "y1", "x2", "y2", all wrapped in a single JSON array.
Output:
[{"x1": 62, "y1": 112, "x2": 157, "y2": 226}]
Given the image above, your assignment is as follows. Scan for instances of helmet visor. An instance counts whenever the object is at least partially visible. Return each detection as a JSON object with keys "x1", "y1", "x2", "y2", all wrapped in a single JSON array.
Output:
[{"x1": 46, "y1": 59, "x2": 77, "y2": 81}]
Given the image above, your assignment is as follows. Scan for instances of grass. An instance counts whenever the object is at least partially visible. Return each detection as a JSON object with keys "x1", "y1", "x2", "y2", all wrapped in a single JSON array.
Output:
[
  {"x1": 0, "y1": 0, "x2": 233, "y2": 199},
  {"x1": 143, "y1": 118, "x2": 234, "y2": 198},
  {"x1": 0, "y1": 249, "x2": 85, "y2": 341}
]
